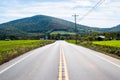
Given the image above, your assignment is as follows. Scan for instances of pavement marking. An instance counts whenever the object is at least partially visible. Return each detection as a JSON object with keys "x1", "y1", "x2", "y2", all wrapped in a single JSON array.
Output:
[
  {"x1": 69, "y1": 43, "x2": 120, "y2": 69},
  {"x1": 58, "y1": 47, "x2": 63, "y2": 80},
  {"x1": 91, "y1": 51, "x2": 120, "y2": 68},
  {"x1": 58, "y1": 46, "x2": 69, "y2": 80},
  {"x1": 0, "y1": 51, "x2": 35, "y2": 74},
  {"x1": 62, "y1": 47, "x2": 69, "y2": 80}
]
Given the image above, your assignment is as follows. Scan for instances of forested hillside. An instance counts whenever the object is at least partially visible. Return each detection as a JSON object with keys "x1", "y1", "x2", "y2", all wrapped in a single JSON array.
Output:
[{"x1": 0, "y1": 15, "x2": 120, "y2": 40}]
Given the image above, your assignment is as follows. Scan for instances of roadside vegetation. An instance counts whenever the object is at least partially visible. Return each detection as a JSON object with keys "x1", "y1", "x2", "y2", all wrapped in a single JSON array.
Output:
[
  {"x1": 67, "y1": 40, "x2": 120, "y2": 59},
  {"x1": 51, "y1": 31, "x2": 75, "y2": 35},
  {"x1": 0, "y1": 40, "x2": 55, "y2": 65},
  {"x1": 93, "y1": 40, "x2": 120, "y2": 48}
]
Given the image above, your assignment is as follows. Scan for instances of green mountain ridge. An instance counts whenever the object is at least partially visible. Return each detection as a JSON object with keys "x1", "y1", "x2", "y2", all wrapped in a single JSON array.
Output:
[
  {"x1": 99, "y1": 25, "x2": 120, "y2": 32},
  {"x1": 0, "y1": 15, "x2": 120, "y2": 39},
  {"x1": 0, "y1": 15, "x2": 99, "y2": 33}
]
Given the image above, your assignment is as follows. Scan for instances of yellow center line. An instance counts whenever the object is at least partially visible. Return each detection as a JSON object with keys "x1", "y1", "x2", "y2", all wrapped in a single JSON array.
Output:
[
  {"x1": 58, "y1": 45, "x2": 69, "y2": 80},
  {"x1": 58, "y1": 46, "x2": 63, "y2": 80},
  {"x1": 62, "y1": 47, "x2": 69, "y2": 80}
]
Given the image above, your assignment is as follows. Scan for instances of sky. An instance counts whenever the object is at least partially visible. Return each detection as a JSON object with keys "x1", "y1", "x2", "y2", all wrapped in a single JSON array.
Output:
[{"x1": 0, "y1": 0, "x2": 120, "y2": 28}]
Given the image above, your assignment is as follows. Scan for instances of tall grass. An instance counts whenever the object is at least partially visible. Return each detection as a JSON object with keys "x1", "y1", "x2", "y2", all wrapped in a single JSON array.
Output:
[
  {"x1": 93, "y1": 40, "x2": 120, "y2": 48},
  {"x1": 67, "y1": 40, "x2": 120, "y2": 59},
  {"x1": 66, "y1": 40, "x2": 76, "y2": 44},
  {"x1": 0, "y1": 40, "x2": 55, "y2": 65}
]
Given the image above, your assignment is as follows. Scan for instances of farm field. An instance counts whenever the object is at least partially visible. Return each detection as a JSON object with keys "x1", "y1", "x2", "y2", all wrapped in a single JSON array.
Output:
[
  {"x1": 51, "y1": 31, "x2": 75, "y2": 35},
  {"x1": 93, "y1": 40, "x2": 120, "y2": 48},
  {"x1": 0, "y1": 40, "x2": 54, "y2": 64},
  {"x1": 66, "y1": 40, "x2": 76, "y2": 43}
]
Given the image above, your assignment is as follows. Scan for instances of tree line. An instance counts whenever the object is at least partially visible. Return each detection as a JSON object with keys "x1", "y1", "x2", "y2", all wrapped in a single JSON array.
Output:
[{"x1": 0, "y1": 31, "x2": 120, "y2": 41}]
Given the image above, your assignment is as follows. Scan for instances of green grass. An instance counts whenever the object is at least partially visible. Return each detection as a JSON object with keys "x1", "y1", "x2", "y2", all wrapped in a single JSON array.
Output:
[
  {"x1": 66, "y1": 40, "x2": 76, "y2": 44},
  {"x1": 51, "y1": 31, "x2": 75, "y2": 35},
  {"x1": 93, "y1": 40, "x2": 120, "y2": 48},
  {"x1": 67, "y1": 40, "x2": 120, "y2": 59},
  {"x1": 66, "y1": 40, "x2": 81, "y2": 44},
  {"x1": 0, "y1": 40, "x2": 55, "y2": 64}
]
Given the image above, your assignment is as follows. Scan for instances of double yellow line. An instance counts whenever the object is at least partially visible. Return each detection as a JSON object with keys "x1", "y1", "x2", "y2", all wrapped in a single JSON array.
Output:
[{"x1": 58, "y1": 46, "x2": 69, "y2": 80}]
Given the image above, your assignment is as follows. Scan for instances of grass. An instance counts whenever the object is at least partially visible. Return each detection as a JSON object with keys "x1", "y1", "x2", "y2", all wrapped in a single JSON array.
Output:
[
  {"x1": 51, "y1": 31, "x2": 75, "y2": 35},
  {"x1": 93, "y1": 40, "x2": 120, "y2": 48},
  {"x1": 66, "y1": 40, "x2": 76, "y2": 44},
  {"x1": 0, "y1": 40, "x2": 55, "y2": 65},
  {"x1": 66, "y1": 40, "x2": 120, "y2": 59}
]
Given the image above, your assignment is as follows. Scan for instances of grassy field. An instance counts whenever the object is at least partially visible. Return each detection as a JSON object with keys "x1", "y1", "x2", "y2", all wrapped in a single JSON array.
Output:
[
  {"x1": 93, "y1": 40, "x2": 120, "y2": 48},
  {"x1": 92, "y1": 40, "x2": 120, "y2": 58},
  {"x1": 67, "y1": 40, "x2": 120, "y2": 59},
  {"x1": 51, "y1": 31, "x2": 75, "y2": 35},
  {"x1": 0, "y1": 40, "x2": 55, "y2": 64},
  {"x1": 66, "y1": 40, "x2": 76, "y2": 43}
]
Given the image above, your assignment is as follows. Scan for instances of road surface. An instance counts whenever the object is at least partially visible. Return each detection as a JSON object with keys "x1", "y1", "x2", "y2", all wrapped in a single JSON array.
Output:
[{"x1": 0, "y1": 41, "x2": 120, "y2": 80}]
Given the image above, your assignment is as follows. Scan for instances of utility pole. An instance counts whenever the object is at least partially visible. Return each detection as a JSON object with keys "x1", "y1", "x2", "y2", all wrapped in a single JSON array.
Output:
[{"x1": 72, "y1": 14, "x2": 79, "y2": 44}]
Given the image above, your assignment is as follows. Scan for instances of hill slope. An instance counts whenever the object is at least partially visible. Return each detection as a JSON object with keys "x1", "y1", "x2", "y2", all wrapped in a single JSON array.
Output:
[
  {"x1": 0, "y1": 15, "x2": 120, "y2": 39},
  {"x1": 110, "y1": 25, "x2": 120, "y2": 31},
  {"x1": 99, "y1": 25, "x2": 120, "y2": 32},
  {"x1": 0, "y1": 15, "x2": 99, "y2": 35}
]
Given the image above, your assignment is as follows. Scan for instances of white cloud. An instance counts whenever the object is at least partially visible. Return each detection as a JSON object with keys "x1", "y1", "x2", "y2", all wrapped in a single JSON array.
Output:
[{"x1": 0, "y1": 0, "x2": 120, "y2": 28}]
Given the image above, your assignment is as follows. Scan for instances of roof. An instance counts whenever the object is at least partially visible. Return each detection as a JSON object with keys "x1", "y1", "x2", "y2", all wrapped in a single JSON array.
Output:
[{"x1": 98, "y1": 36, "x2": 105, "y2": 38}]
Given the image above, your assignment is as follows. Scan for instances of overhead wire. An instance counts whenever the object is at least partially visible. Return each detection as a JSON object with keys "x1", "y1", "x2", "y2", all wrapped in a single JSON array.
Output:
[{"x1": 79, "y1": 0, "x2": 105, "y2": 21}]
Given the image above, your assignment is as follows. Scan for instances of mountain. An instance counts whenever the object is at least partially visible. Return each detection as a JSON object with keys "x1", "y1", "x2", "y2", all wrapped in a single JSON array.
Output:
[
  {"x1": 0, "y1": 15, "x2": 99, "y2": 34},
  {"x1": 99, "y1": 25, "x2": 120, "y2": 32},
  {"x1": 109, "y1": 25, "x2": 120, "y2": 31},
  {"x1": 0, "y1": 15, "x2": 119, "y2": 39}
]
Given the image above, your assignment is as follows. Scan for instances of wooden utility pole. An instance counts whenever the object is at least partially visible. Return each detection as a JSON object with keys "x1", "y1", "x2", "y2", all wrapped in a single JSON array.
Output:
[{"x1": 72, "y1": 14, "x2": 79, "y2": 44}]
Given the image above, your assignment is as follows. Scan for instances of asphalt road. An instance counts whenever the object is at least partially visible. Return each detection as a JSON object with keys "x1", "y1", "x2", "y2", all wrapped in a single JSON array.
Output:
[{"x1": 0, "y1": 41, "x2": 120, "y2": 80}]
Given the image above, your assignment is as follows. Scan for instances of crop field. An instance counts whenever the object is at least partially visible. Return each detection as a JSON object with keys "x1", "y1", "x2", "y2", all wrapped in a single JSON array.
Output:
[
  {"x1": 66, "y1": 40, "x2": 76, "y2": 43},
  {"x1": 93, "y1": 40, "x2": 120, "y2": 48},
  {"x1": 0, "y1": 40, "x2": 54, "y2": 64},
  {"x1": 51, "y1": 31, "x2": 75, "y2": 35}
]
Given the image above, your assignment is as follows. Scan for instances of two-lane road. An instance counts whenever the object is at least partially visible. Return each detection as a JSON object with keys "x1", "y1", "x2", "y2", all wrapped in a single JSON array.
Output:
[{"x1": 0, "y1": 41, "x2": 120, "y2": 80}]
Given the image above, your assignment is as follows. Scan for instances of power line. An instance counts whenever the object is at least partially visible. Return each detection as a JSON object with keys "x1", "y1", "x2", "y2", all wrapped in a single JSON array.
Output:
[
  {"x1": 79, "y1": 0, "x2": 105, "y2": 21},
  {"x1": 71, "y1": 0, "x2": 105, "y2": 43}
]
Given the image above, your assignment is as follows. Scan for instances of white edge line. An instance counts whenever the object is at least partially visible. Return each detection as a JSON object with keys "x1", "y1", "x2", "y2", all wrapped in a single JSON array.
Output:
[
  {"x1": 0, "y1": 43, "x2": 54, "y2": 74},
  {"x1": 69, "y1": 43, "x2": 120, "y2": 68},
  {"x1": 92, "y1": 53, "x2": 120, "y2": 68},
  {"x1": 0, "y1": 51, "x2": 35, "y2": 74}
]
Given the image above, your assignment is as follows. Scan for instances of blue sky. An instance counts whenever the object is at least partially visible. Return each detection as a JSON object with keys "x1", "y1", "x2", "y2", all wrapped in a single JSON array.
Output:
[{"x1": 0, "y1": 0, "x2": 120, "y2": 28}]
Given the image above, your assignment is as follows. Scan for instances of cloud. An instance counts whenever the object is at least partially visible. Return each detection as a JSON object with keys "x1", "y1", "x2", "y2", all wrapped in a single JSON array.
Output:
[{"x1": 0, "y1": 0, "x2": 120, "y2": 28}]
